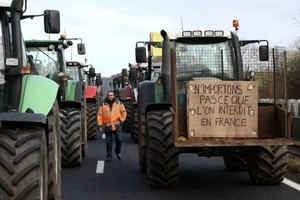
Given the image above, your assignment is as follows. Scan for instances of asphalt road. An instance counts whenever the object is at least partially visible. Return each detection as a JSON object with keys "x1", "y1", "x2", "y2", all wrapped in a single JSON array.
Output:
[{"x1": 62, "y1": 131, "x2": 300, "y2": 200}]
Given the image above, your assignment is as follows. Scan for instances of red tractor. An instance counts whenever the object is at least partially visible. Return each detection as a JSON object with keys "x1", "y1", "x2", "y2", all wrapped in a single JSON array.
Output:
[{"x1": 84, "y1": 65, "x2": 103, "y2": 140}]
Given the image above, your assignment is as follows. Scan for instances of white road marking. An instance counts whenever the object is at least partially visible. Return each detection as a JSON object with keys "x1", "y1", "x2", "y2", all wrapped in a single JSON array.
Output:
[
  {"x1": 96, "y1": 161, "x2": 105, "y2": 174},
  {"x1": 283, "y1": 178, "x2": 300, "y2": 192},
  {"x1": 102, "y1": 134, "x2": 106, "y2": 139}
]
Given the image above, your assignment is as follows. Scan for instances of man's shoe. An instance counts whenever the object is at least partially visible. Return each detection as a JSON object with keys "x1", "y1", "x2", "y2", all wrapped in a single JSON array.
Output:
[
  {"x1": 106, "y1": 157, "x2": 112, "y2": 162},
  {"x1": 117, "y1": 154, "x2": 122, "y2": 160}
]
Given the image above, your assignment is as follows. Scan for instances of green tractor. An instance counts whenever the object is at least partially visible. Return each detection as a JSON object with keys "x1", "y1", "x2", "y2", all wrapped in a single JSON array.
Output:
[
  {"x1": 135, "y1": 29, "x2": 292, "y2": 187},
  {"x1": 25, "y1": 36, "x2": 88, "y2": 167},
  {"x1": 66, "y1": 61, "x2": 103, "y2": 140},
  {"x1": 0, "y1": 0, "x2": 62, "y2": 199}
]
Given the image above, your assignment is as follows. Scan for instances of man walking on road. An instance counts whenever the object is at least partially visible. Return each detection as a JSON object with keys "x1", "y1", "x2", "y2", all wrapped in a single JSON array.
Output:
[{"x1": 97, "y1": 90, "x2": 127, "y2": 162}]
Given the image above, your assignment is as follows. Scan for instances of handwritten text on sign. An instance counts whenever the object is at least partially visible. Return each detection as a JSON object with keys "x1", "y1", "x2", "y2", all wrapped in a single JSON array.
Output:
[{"x1": 187, "y1": 81, "x2": 258, "y2": 138}]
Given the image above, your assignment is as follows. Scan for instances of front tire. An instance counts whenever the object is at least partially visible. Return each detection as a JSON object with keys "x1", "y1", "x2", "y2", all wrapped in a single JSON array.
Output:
[
  {"x1": 247, "y1": 145, "x2": 288, "y2": 184},
  {"x1": 146, "y1": 110, "x2": 179, "y2": 187},
  {"x1": 87, "y1": 102, "x2": 97, "y2": 140},
  {"x1": 48, "y1": 101, "x2": 62, "y2": 199},
  {"x1": 60, "y1": 108, "x2": 82, "y2": 167},
  {"x1": 131, "y1": 106, "x2": 138, "y2": 143},
  {"x1": 223, "y1": 155, "x2": 247, "y2": 172},
  {"x1": 0, "y1": 127, "x2": 48, "y2": 200}
]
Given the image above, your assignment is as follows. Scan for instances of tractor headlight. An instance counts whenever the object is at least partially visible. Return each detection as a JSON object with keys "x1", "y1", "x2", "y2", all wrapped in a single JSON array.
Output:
[
  {"x1": 215, "y1": 30, "x2": 224, "y2": 36},
  {"x1": 154, "y1": 72, "x2": 160, "y2": 78},
  {"x1": 6, "y1": 58, "x2": 18, "y2": 66},
  {"x1": 182, "y1": 31, "x2": 192, "y2": 37},
  {"x1": 204, "y1": 30, "x2": 214, "y2": 36},
  {"x1": 193, "y1": 30, "x2": 202, "y2": 36},
  {"x1": 58, "y1": 72, "x2": 64, "y2": 77},
  {"x1": 48, "y1": 44, "x2": 55, "y2": 50},
  {"x1": 58, "y1": 44, "x2": 63, "y2": 50}
]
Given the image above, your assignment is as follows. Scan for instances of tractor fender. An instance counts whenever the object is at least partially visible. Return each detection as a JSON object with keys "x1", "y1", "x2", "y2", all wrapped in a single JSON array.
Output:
[
  {"x1": 145, "y1": 103, "x2": 172, "y2": 113},
  {"x1": 61, "y1": 100, "x2": 81, "y2": 110},
  {"x1": 124, "y1": 86, "x2": 131, "y2": 100},
  {"x1": 85, "y1": 86, "x2": 97, "y2": 98},
  {"x1": 86, "y1": 98, "x2": 97, "y2": 104},
  {"x1": 65, "y1": 80, "x2": 83, "y2": 102},
  {"x1": 138, "y1": 81, "x2": 165, "y2": 114},
  {"x1": 19, "y1": 75, "x2": 59, "y2": 116}
]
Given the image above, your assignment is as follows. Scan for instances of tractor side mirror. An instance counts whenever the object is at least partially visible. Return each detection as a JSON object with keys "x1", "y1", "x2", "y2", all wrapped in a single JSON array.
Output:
[
  {"x1": 77, "y1": 43, "x2": 86, "y2": 55},
  {"x1": 135, "y1": 47, "x2": 147, "y2": 63},
  {"x1": 259, "y1": 45, "x2": 269, "y2": 61},
  {"x1": 88, "y1": 67, "x2": 96, "y2": 78},
  {"x1": 122, "y1": 68, "x2": 127, "y2": 77},
  {"x1": 96, "y1": 73, "x2": 102, "y2": 86},
  {"x1": 44, "y1": 10, "x2": 60, "y2": 33}
]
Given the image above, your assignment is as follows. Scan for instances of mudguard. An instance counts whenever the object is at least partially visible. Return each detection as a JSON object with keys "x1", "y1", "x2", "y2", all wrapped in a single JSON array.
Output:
[
  {"x1": 85, "y1": 86, "x2": 97, "y2": 99},
  {"x1": 124, "y1": 86, "x2": 131, "y2": 100},
  {"x1": 61, "y1": 100, "x2": 81, "y2": 110},
  {"x1": 138, "y1": 81, "x2": 164, "y2": 114},
  {"x1": 19, "y1": 75, "x2": 59, "y2": 116},
  {"x1": 65, "y1": 80, "x2": 83, "y2": 102},
  {"x1": 0, "y1": 112, "x2": 48, "y2": 133}
]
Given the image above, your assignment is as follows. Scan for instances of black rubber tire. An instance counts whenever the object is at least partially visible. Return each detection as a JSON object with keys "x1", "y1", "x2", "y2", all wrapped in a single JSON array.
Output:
[
  {"x1": 87, "y1": 102, "x2": 97, "y2": 140},
  {"x1": 131, "y1": 107, "x2": 138, "y2": 143},
  {"x1": 48, "y1": 100, "x2": 62, "y2": 200},
  {"x1": 0, "y1": 127, "x2": 48, "y2": 200},
  {"x1": 81, "y1": 98, "x2": 87, "y2": 157},
  {"x1": 60, "y1": 108, "x2": 82, "y2": 167},
  {"x1": 223, "y1": 155, "x2": 247, "y2": 172},
  {"x1": 146, "y1": 110, "x2": 179, "y2": 187},
  {"x1": 124, "y1": 102, "x2": 131, "y2": 133},
  {"x1": 138, "y1": 117, "x2": 147, "y2": 174},
  {"x1": 247, "y1": 145, "x2": 288, "y2": 185}
]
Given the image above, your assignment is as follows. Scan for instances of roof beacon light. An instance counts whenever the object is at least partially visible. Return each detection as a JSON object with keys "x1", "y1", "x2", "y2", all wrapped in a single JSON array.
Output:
[
  {"x1": 233, "y1": 19, "x2": 239, "y2": 28},
  {"x1": 182, "y1": 31, "x2": 192, "y2": 37},
  {"x1": 60, "y1": 34, "x2": 66, "y2": 40}
]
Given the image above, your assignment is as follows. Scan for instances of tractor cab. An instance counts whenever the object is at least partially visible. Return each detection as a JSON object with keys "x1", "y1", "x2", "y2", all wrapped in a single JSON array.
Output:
[
  {"x1": 25, "y1": 40, "x2": 70, "y2": 83},
  {"x1": 66, "y1": 61, "x2": 85, "y2": 82}
]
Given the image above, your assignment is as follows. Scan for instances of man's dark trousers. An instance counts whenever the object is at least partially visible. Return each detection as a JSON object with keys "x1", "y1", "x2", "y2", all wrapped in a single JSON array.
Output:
[{"x1": 105, "y1": 125, "x2": 122, "y2": 158}]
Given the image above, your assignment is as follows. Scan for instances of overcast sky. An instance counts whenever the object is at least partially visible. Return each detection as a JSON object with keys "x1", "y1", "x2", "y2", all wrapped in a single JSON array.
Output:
[{"x1": 20, "y1": 0, "x2": 300, "y2": 77}]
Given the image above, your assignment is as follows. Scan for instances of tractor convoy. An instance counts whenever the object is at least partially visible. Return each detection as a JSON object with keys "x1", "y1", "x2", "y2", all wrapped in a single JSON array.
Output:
[{"x1": 0, "y1": 0, "x2": 294, "y2": 198}]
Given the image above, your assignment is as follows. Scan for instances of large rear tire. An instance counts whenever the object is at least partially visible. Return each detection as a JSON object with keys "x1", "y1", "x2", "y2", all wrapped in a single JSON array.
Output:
[
  {"x1": 146, "y1": 110, "x2": 179, "y2": 187},
  {"x1": 0, "y1": 127, "x2": 48, "y2": 200},
  {"x1": 124, "y1": 102, "x2": 131, "y2": 133},
  {"x1": 138, "y1": 115, "x2": 148, "y2": 174},
  {"x1": 223, "y1": 155, "x2": 247, "y2": 172},
  {"x1": 60, "y1": 108, "x2": 82, "y2": 167},
  {"x1": 81, "y1": 98, "x2": 87, "y2": 157},
  {"x1": 48, "y1": 101, "x2": 62, "y2": 200},
  {"x1": 87, "y1": 102, "x2": 97, "y2": 140},
  {"x1": 248, "y1": 145, "x2": 288, "y2": 184},
  {"x1": 131, "y1": 106, "x2": 138, "y2": 143}
]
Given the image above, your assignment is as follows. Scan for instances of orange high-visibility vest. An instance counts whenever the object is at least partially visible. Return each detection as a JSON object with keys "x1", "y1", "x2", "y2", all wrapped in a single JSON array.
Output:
[{"x1": 97, "y1": 100, "x2": 126, "y2": 131}]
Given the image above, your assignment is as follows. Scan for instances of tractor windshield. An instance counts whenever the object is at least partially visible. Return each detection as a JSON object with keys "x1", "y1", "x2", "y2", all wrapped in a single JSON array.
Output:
[
  {"x1": 175, "y1": 41, "x2": 235, "y2": 107},
  {"x1": 175, "y1": 41, "x2": 235, "y2": 81},
  {"x1": 27, "y1": 47, "x2": 59, "y2": 79},
  {"x1": 66, "y1": 66, "x2": 81, "y2": 81}
]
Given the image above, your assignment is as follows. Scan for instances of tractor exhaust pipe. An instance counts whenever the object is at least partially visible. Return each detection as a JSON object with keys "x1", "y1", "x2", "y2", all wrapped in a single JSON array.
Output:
[{"x1": 160, "y1": 30, "x2": 171, "y2": 103}]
